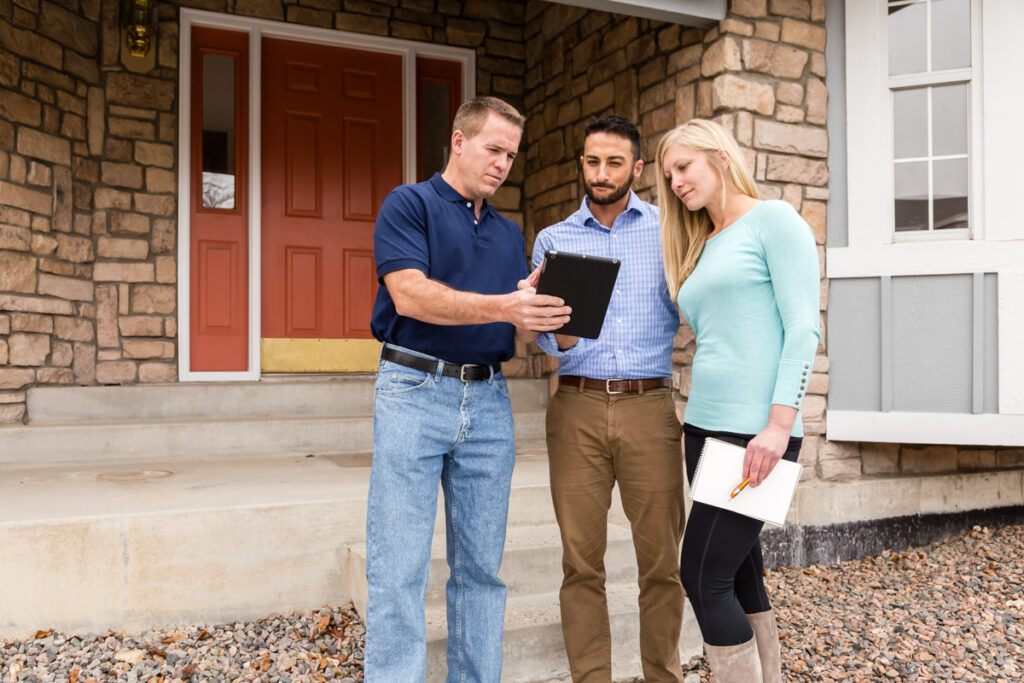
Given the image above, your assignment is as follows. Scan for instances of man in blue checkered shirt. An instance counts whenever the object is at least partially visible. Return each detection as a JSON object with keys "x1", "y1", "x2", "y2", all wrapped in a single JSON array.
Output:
[{"x1": 530, "y1": 116, "x2": 686, "y2": 682}]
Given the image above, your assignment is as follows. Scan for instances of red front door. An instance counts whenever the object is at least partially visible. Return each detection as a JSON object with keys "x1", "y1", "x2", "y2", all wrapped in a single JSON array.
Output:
[{"x1": 261, "y1": 38, "x2": 402, "y2": 353}]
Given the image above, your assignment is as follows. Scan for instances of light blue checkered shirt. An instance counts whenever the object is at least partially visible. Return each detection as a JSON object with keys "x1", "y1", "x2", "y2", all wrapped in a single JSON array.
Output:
[{"x1": 531, "y1": 191, "x2": 679, "y2": 380}]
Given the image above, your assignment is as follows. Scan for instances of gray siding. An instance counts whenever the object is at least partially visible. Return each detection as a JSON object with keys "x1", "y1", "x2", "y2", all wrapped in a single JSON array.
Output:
[
  {"x1": 828, "y1": 273, "x2": 1000, "y2": 414},
  {"x1": 826, "y1": 0, "x2": 848, "y2": 248},
  {"x1": 984, "y1": 273, "x2": 999, "y2": 413},
  {"x1": 828, "y1": 278, "x2": 881, "y2": 410},
  {"x1": 891, "y1": 275, "x2": 973, "y2": 412}
]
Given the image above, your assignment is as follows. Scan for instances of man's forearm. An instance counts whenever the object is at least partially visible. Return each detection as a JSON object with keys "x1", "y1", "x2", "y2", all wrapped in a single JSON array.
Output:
[{"x1": 390, "y1": 273, "x2": 508, "y2": 326}]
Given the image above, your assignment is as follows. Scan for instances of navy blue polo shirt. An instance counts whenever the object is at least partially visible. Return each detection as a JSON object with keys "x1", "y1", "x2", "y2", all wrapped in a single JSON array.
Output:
[{"x1": 371, "y1": 173, "x2": 527, "y2": 366}]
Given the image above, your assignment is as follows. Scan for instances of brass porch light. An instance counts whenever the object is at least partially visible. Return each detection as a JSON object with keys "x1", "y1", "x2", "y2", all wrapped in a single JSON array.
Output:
[{"x1": 125, "y1": 0, "x2": 156, "y2": 58}]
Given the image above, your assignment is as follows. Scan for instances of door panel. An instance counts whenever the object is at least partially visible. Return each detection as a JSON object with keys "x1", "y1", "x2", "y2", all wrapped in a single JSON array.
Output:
[
  {"x1": 189, "y1": 27, "x2": 249, "y2": 372},
  {"x1": 261, "y1": 38, "x2": 401, "y2": 347}
]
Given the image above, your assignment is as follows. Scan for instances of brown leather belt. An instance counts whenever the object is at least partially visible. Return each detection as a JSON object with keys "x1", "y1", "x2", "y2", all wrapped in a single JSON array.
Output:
[{"x1": 558, "y1": 375, "x2": 672, "y2": 394}]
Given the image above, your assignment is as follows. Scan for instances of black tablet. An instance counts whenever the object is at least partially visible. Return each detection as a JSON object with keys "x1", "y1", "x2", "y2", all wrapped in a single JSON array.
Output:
[{"x1": 535, "y1": 250, "x2": 620, "y2": 339}]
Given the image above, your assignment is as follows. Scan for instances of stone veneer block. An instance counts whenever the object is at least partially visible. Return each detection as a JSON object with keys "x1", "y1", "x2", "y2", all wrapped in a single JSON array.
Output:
[
  {"x1": 711, "y1": 74, "x2": 775, "y2": 115},
  {"x1": 901, "y1": 446, "x2": 959, "y2": 474},
  {"x1": 742, "y1": 39, "x2": 808, "y2": 79},
  {"x1": 93, "y1": 262, "x2": 156, "y2": 283},
  {"x1": 0, "y1": 251, "x2": 37, "y2": 294},
  {"x1": 17, "y1": 127, "x2": 72, "y2": 166},
  {"x1": 0, "y1": 87, "x2": 43, "y2": 127},
  {"x1": 0, "y1": 181, "x2": 53, "y2": 215},
  {"x1": 106, "y1": 73, "x2": 175, "y2": 111},
  {"x1": 753, "y1": 119, "x2": 828, "y2": 157},
  {"x1": 765, "y1": 154, "x2": 828, "y2": 185},
  {"x1": 36, "y1": 273, "x2": 94, "y2": 302},
  {"x1": 95, "y1": 360, "x2": 137, "y2": 384},
  {"x1": 9, "y1": 333, "x2": 50, "y2": 366},
  {"x1": 780, "y1": 18, "x2": 826, "y2": 52},
  {"x1": 130, "y1": 285, "x2": 175, "y2": 314},
  {"x1": 54, "y1": 316, "x2": 94, "y2": 343}
]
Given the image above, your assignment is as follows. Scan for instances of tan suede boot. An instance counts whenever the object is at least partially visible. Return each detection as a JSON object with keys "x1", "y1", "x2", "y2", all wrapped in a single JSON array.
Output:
[
  {"x1": 703, "y1": 636, "x2": 762, "y2": 683},
  {"x1": 747, "y1": 609, "x2": 782, "y2": 683}
]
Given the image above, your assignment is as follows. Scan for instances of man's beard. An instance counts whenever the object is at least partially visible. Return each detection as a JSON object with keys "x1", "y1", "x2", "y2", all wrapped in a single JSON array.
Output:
[{"x1": 584, "y1": 175, "x2": 633, "y2": 206}]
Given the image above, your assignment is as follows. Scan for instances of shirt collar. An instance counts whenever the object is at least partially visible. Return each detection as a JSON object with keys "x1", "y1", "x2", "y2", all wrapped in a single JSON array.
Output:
[
  {"x1": 577, "y1": 189, "x2": 644, "y2": 229},
  {"x1": 429, "y1": 172, "x2": 495, "y2": 218}
]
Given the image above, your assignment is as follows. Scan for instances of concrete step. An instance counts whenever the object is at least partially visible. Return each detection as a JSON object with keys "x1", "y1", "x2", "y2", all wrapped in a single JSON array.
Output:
[
  {"x1": 0, "y1": 451, "x2": 555, "y2": 638},
  {"x1": 346, "y1": 523, "x2": 638, "y2": 616},
  {"x1": 0, "y1": 409, "x2": 547, "y2": 466},
  {"x1": 425, "y1": 584, "x2": 702, "y2": 683},
  {"x1": 7, "y1": 378, "x2": 549, "y2": 466},
  {"x1": 25, "y1": 377, "x2": 550, "y2": 424}
]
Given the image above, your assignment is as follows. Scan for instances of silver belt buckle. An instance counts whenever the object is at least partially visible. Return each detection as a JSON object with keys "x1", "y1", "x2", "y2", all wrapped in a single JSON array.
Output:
[
  {"x1": 605, "y1": 378, "x2": 623, "y2": 394},
  {"x1": 460, "y1": 364, "x2": 472, "y2": 382}
]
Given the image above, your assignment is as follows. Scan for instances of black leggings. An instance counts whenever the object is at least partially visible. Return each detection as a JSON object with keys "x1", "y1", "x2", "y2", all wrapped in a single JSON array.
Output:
[{"x1": 681, "y1": 424, "x2": 801, "y2": 646}]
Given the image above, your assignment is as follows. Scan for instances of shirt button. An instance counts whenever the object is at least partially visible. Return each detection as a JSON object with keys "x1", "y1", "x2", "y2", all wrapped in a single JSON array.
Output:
[
  {"x1": 616, "y1": 349, "x2": 623, "y2": 354},
  {"x1": 616, "y1": 318, "x2": 622, "y2": 323}
]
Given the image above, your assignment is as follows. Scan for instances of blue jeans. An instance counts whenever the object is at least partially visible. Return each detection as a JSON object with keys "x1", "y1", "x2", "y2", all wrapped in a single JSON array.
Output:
[{"x1": 364, "y1": 346, "x2": 516, "y2": 682}]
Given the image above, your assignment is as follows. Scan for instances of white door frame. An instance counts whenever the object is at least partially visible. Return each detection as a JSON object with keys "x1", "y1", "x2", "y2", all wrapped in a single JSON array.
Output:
[{"x1": 177, "y1": 8, "x2": 475, "y2": 381}]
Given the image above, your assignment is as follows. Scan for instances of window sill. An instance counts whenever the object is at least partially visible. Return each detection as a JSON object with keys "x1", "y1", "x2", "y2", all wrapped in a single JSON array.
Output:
[
  {"x1": 827, "y1": 410, "x2": 1024, "y2": 447},
  {"x1": 826, "y1": 239, "x2": 1024, "y2": 278}
]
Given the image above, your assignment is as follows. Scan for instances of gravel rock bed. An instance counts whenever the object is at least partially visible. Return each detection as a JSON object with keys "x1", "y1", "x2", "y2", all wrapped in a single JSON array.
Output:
[
  {"x1": 684, "y1": 523, "x2": 1024, "y2": 682},
  {"x1": 0, "y1": 605, "x2": 365, "y2": 682},
  {"x1": 2, "y1": 524, "x2": 1021, "y2": 682}
]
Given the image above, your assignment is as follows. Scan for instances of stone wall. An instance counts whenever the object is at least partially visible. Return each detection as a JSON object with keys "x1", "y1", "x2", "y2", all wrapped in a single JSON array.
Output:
[{"x1": 0, "y1": 0, "x2": 530, "y2": 424}]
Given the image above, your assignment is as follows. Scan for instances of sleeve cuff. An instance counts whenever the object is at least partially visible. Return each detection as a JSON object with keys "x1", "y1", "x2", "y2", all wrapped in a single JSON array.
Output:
[
  {"x1": 377, "y1": 258, "x2": 428, "y2": 282},
  {"x1": 535, "y1": 333, "x2": 590, "y2": 359},
  {"x1": 771, "y1": 358, "x2": 812, "y2": 409}
]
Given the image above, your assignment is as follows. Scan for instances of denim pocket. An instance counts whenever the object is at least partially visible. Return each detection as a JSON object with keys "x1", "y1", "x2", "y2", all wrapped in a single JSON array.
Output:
[
  {"x1": 491, "y1": 375, "x2": 510, "y2": 400},
  {"x1": 375, "y1": 363, "x2": 431, "y2": 395}
]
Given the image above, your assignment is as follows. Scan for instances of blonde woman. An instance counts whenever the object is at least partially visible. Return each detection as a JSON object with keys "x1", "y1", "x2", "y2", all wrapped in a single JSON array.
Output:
[{"x1": 656, "y1": 119, "x2": 819, "y2": 682}]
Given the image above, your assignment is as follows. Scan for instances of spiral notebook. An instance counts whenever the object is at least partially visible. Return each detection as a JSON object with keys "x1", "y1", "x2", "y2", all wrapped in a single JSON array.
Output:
[{"x1": 688, "y1": 437, "x2": 803, "y2": 527}]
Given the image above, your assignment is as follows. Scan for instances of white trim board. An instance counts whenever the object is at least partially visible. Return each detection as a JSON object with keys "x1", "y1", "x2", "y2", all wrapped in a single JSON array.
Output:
[
  {"x1": 998, "y1": 271, "x2": 1024, "y2": 415},
  {"x1": 828, "y1": 411, "x2": 1024, "y2": 447},
  {"x1": 826, "y1": 242, "x2": 1024, "y2": 278},
  {"x1": 176, "y1": 9, "x2": 475, "y2": 382}
]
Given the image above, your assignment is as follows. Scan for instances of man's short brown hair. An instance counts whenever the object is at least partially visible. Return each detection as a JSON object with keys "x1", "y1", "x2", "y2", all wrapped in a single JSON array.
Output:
[{"x1": 452, "y1": 96, "x2": 524, "y2": 139}]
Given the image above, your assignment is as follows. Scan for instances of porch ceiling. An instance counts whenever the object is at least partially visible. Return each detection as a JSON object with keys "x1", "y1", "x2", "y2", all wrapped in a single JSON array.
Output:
[{"x1": 545, "y1": 0, "x2": 726, "y2": 27}]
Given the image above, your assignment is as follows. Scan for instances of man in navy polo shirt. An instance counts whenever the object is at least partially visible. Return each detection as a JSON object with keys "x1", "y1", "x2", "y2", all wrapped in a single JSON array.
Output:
[{"x1": 365, "y1": 96, "x2": 571, "y2": 682}]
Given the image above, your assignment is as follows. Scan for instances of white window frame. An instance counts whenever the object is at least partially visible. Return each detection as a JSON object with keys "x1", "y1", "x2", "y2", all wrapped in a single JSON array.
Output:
[
  {"x1": 177, "y1": 8, "x2": 475, "y2": 381},
  {"x1": 829, "y1": 0, "x2": 1024, "y2": 445}
]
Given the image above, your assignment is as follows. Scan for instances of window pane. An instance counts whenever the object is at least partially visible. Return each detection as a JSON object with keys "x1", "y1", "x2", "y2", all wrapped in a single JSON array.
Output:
[
  {"x1": 421, "y1": 80, "x2": 452, "y2": 182},
  {"x1": 202, "y1": 53, "x2": 236, "y2": 210},
  {"x1": 932, "y1": 84, "x2": 968, "y2": 156},
  {"x1": 893, "y1": 88, "x2": 928, "y2": 159},
  {"x1": 888, "y1": 2, "x2": 927, "y2": 75},
  {"x1": 932, "y1": 0, "x2": 971, "y2": 71},
  {"x1": 894, "y1": 161, "x2": 928, "y2": 232},
  {"x1": 933, "y1": 158, "x2": 968, "y2": 230}
]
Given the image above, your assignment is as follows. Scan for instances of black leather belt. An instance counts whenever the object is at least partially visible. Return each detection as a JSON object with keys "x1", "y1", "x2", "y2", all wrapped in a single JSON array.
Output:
[{"x1": 381, "y1": 346, "x2": 500, "y2": 382}]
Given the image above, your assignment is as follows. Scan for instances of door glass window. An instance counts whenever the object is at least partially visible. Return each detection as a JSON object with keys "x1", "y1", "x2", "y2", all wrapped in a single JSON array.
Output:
[{"x1": 202, "y1": 53, "x2": 237, "y2": 210}]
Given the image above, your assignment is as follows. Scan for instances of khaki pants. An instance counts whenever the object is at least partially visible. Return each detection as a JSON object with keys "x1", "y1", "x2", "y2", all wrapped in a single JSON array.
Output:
[{"x1": 546, "y1": 384, "x2": 686, "y2": 683}]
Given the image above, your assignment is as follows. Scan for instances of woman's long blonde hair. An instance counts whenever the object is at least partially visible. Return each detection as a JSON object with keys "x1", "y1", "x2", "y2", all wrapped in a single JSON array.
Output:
[{"x1": 656, "y1": 119, "x2": 758, "y2": 298}]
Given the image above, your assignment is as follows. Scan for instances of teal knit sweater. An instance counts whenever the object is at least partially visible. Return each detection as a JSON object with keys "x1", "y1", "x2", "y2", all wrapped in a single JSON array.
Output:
[{"x1": 676, "y1": 200, "x2": 820, "y2": 437}]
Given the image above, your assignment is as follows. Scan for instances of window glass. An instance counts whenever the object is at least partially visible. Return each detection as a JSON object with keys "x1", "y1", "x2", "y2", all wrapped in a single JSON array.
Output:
[
  {"x1": 933, "y1": 159, "x2": 968, "y2": 230},
  {"x1": 202, "y1": 53, "x2": 236, "y2": 210},
  {"x1": 931, "y1": 84, "x2": 968, "y2": 156},
  {"x1": 931, "y1": 0, "x2": 971, "y2": 71},
  {"x1": 893, "y1": 88, "x2": 928, "y2": 159},
  {"x1": 888, "y1": 2, "x2": 927, "y2": 75},
  {"x1": 421, "y1": 81, "x2": 452, "y2": 181},
  {"x1": 894, "y1": 162, "x2": 929, "y2": 232}
]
